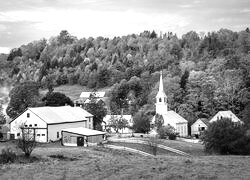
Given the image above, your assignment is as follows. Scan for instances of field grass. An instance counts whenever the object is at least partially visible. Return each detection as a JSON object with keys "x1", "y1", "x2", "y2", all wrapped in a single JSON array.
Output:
[
  {"x1": 40, "y1": 84, "x2": 111, "y2": 101},
  {"x1": 157, "y1": 139, "x2": 206, "y2": 156},
  {"x1": 0, "y1": 142, "x2": 250, "y2": 180},
  {"x1": 107, "y1": 142, "x2": 178, "y2": 156}
]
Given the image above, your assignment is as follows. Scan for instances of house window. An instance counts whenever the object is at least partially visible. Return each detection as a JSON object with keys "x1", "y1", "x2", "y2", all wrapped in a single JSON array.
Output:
[
  {"x1": 25, "y1": 125, "x2": 28, "y2": 127},
  {"x1": 42, "y1": 134, "x2": 45, "y2": 136},
  {"x1": 27, "y1": 113, "x2": 30, "y2": 118},
  {"x1": 34, "y1": 124, "x2": 37, "y2": 127},
  {"x1": 29, "y1": 124, "x2": 32, "y2": 127},
  {"x1": 37, "y1": 134, "x2": 40, "y2": 136},
  {"x1": 89, "y1": 124, "x2": 91, "y2": 129},
  {"x1": 159, "y1": 98, "x2": 162, "y2": 102},
  {"x1": 17, "y1": 133, "x2": 20, "y2": 136},
  {"x1": 57, "y1": 132, "x2": 59, "y2": 138},
  {"x1": 89, "y1": 118, "x2": 91, "y2": 122}
]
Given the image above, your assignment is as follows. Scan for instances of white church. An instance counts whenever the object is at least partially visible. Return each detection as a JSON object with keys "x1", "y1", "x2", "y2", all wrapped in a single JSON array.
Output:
[{"x1": 152, "y1": 71, "x2": 188, "y2": 137}]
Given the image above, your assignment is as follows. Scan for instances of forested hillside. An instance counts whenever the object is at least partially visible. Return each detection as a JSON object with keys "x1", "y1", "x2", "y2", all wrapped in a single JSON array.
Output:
[{"x1": 0, "y1": 29, "x2": 250, "y2": 127}]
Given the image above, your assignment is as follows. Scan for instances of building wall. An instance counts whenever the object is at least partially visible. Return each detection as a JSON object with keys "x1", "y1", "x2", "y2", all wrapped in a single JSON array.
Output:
[
  {"x1": 191, "y1": 120, "x2": 207, "y2": 135},
  {"x1": 86, "y1": 117, "x2": 93, "y2": 129},
  {"x1": 10, "y1": 109, "x2": 47, "y2": 142},
  {"x1": 62, "y1": 131, "x2": 104, "y2": 146},
  {"x1": 155, "y1": 103, "x2": 168, "y2": 115},
  {"x1": 176, "y1": 123, "x2": 188, "y2": 137},
  {"x1": 48, "y1": 121, "x2": 87, "y2": 141}
]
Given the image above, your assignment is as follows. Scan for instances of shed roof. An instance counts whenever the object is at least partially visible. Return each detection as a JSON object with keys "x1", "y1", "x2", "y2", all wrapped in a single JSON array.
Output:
[
  {"x1": 191, "y1": 118, "x2": 209, "y2": 127},
  {"x1": 29, "y1": 106, "x2": 93, "y2": 124},
  {"x1": 62, "y1": 127, "x2": 106, "y2": 136}
]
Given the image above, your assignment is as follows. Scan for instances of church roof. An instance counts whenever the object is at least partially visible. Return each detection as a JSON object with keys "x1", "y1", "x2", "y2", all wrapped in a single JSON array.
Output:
[
  {"x1": 162, "y1": 111, "x2": 188, "y2": 124},
  {"x1": 152, "y1": 110, "x2": 187, "y2": 127}
]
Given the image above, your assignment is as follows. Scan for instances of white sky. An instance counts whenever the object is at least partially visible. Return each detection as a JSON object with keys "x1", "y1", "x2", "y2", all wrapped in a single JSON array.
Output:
[{"x1": 0, "y1": 0, "x2": 250, "y2": 53}]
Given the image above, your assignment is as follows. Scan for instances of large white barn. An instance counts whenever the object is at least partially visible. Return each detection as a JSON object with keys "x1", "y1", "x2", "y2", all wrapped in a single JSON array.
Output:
[
  {"x1": 9, "y1": 106, "x2": 93, "y2": 142},
  {"x1": 152, "y1": 71, "x2": 188, "y2": 137}
]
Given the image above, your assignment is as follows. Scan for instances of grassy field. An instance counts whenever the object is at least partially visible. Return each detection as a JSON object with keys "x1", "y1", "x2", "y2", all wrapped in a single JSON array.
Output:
[
  {"x1": 40, "y1": 84, "x2": 111, "y2": 101},
  {"x1": 0, "y1": 142, "x2": 250, "y2": 180},
  {"x1": 107, "y1": 141, "x2": 178, "y2": 156}
]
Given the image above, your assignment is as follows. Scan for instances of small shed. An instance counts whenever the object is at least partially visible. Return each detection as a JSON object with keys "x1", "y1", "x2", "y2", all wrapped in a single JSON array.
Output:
[
  {"x1": 191, "y1": 118, "x2": 209, "y2": 137},
  {"x1": 62, "y1": 127, "x2": 106, "y2": 147}
]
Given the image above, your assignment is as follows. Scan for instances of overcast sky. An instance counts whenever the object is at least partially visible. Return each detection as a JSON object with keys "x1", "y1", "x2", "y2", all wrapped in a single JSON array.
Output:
[{"x1": 0, "y1": 0, "x2": 249, "y2": 53}]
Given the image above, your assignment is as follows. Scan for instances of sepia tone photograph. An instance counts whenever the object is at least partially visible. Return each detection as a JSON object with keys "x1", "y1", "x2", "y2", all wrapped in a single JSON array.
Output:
[{"x1": 0, "y1": 0, "x2": 250, "y2": 179}]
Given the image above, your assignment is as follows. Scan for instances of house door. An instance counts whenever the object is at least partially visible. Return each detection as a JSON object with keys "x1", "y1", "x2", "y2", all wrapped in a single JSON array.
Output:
[{"x1": 77, "y1": 137, "x2": 84, "y2": 146}]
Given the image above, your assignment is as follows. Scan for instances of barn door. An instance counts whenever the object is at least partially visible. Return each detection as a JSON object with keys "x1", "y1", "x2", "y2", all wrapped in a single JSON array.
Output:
[{"x1": 77, "y1": 137, "x2": 84, "y2": 146}]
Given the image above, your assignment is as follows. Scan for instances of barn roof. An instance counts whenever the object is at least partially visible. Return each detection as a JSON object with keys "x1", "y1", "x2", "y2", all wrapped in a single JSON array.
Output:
[
  {"x1": 209, "y1": 110, "x2": 241, "y2": 123},
  {"x1": 28, "y1": 106, "x2": 93, "y2": 124},
  {"x1": 80, "y1": 92, "x2": 105, "y2": 98},
  {"x1": 62, "y1": 127, "x2": 106, "y2": 136}
]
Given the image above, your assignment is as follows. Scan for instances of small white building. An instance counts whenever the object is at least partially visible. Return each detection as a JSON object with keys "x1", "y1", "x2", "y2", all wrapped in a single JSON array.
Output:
[
  {"x1": 9, "y1": 106, "x2": 93, "y2": 142},
  {"x1": 209, "y1": 111, "x2": 242, "y2": 123},
  {"x1": 62, "y1": 127, "x2": 106, "y2": 146},
  {"x1": 191, "y1": 118, "x2": 209, "y2": 137},
  {"x1": 102, "y1": 115, "x2": 133, "y2": 133},
  {"x1": 152, "y1": 71, "x2": 188, "y2": 137}
]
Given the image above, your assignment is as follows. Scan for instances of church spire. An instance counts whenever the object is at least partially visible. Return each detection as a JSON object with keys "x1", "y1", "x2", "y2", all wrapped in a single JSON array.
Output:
[
  {"x1": 155, "y1": 70, "x2": 168, "y2": 114},
  {"x1": 159, "y1": 71, "x2": 164, "y2": 92}
]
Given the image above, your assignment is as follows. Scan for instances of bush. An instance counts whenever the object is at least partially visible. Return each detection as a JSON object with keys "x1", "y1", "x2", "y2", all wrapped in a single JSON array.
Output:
[
  {"x1": 201, "y1": 118, "x2": 250, "y2": 155},
  {"x1": 0, "y1": 147, "x2": 17, "y2": 164},
  {"x1": 158, "y1": 125, "x2": 177, "y2": 140}
]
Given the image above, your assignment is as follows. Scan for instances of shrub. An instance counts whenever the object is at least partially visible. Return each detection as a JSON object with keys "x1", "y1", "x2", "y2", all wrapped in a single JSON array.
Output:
[
  {"x1": 158, "y1": 125, "x2": 177, "y2": 140},
  {"x1": 0, "y1": 147, "x2": 17, "y2": 164},
  {"x1": 201, "y1": 118, "x2": 250, "y2": 155}
]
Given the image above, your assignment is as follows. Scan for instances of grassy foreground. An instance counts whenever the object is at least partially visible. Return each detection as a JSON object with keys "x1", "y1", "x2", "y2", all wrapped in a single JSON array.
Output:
[{"x1": 0, "y1": 143, "x2": 250, "y2": 180}]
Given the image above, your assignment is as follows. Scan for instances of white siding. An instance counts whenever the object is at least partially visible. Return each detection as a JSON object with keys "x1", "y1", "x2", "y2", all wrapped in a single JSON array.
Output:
[
  {"x1": 47, "y1": 121, "x2": 87, "y2": 141},
  {"x1": 10, "y1": 109, "x2": 47, "y2": 142},
  {"x1": 176, "y1": 123, "x2": 188, "y2": 137},
  {"x1": 191, "y1": 119, "x2": 208, "y2": 135}
]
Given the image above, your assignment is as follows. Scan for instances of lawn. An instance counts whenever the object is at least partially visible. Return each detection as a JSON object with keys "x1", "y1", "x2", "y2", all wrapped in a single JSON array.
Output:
[{"x1": 0, "y1": 142, "x2": 250, "y2": 180}]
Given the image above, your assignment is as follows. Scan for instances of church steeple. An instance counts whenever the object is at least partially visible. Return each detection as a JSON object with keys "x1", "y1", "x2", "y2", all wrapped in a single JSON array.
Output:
[{"x1": 155, "y1": 71, "x2": 168, "y2": 114}]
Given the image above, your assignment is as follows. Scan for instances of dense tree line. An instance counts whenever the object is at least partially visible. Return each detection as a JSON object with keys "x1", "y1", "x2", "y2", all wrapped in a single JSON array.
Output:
[{"x1": 1, "y1": 28, "x2": 250, "y2": 130}]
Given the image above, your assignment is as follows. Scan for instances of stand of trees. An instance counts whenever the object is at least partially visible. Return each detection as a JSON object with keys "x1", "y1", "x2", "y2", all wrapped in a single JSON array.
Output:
[{"x1": 1, "y1": 28, "x2": 250, "y2": 133}]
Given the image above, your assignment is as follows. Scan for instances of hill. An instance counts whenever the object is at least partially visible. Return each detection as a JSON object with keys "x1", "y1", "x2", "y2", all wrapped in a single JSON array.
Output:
[{"x1": 1, "y1": 29, "x2": 250, "y2": 125}]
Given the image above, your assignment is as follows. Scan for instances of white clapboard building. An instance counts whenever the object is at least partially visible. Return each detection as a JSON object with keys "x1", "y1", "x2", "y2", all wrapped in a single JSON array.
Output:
[
  {"x1": 9, "y1": 106, "x2": 93, "y2": 142},
  {"x1": 152, "y1": 71, "x2": 188, "y2": 137}
]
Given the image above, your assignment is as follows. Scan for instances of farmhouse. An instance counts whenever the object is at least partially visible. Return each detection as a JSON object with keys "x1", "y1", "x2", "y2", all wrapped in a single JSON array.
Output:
[
  {"x1": 152, "y1": 71, "x2": 188, "y2": 137},
  {"x1": 9, "y1": 106, "x2": 93, "y2": 142},
  {"x1": 209, "y1": 110, "x2": 242, "y2": 123},
  {"x1": 102, "y1": 115, "x2": 133, "y2": 133},
  {"x1": 62, "y1": 127, "x2": 106, "y2": 146},
  {"x1": 191, "y1": 118, "x2": 209, "y2": 137}
]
